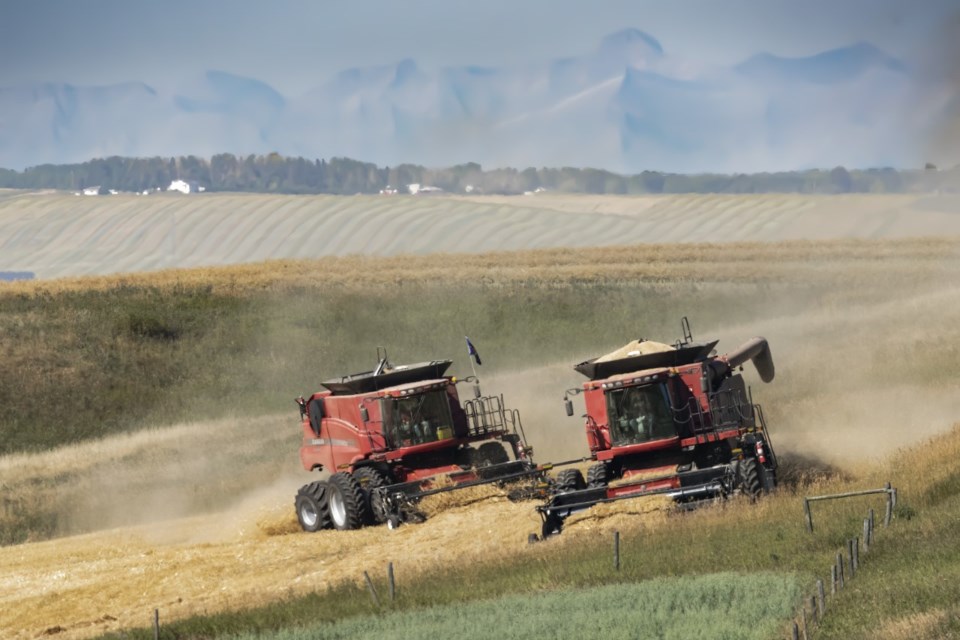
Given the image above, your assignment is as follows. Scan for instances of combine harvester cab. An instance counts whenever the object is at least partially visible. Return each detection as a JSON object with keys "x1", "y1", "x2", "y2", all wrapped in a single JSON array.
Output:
[
  {"x1": 294, "y1": 352, "x2": 541, "y2": 531},
  {"x1": 539, "y1": 318, "x2": 779, "y2": 538}
]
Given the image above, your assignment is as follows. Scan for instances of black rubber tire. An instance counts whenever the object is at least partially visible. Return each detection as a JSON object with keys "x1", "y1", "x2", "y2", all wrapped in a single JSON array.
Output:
[
  {"x1": 327, "y1": 472, "x2": 365, "y2": 530},
  {"x1": 555, "y1": 468, "x2": 586, "y2": 493},
  {"x1": 738, "y1": 457, "x2": 763, "y2": 500},
  {"x1": 353, "y1": 467, "x2": 390, "y2": 526},
  {"x1": 586, "y1": 462, "x2": 609, "y2": 488},
  {"x1": 541, "y1": 513, "x2": 563, "y2": 539},
  {"x1": 456, "y1": 446, "x2": 475, "y2": 468},
  {"x1": 295, "y1": 481, "x2": 332, "y2": 532},
  {"x1": 473, "y1": 442, "x2": 510, "y2": 467}
]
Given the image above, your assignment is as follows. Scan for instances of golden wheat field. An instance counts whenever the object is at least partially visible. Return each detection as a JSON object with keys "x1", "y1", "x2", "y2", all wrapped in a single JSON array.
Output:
[
  {"x1": 2, "y1": 207, "x2": 960, "y2": 637},
  {"x1": 2, "y1": 190, "x2": 960, "y2": 278}
]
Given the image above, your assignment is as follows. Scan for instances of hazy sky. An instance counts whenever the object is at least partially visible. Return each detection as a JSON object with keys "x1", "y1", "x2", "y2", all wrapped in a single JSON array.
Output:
[{"x1": 0, "y1": 0, "x2": 952, "y2": 95}]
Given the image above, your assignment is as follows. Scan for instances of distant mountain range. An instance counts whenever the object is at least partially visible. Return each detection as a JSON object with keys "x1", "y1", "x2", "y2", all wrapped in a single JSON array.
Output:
[{"x1": 0, "y1": 29, "x2": 941, "y2": 173}]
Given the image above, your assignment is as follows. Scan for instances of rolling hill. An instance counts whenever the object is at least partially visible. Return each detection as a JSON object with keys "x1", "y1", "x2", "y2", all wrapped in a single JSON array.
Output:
[{"x1": 2, "y1": 191, "x2": 960, "y2": 279}]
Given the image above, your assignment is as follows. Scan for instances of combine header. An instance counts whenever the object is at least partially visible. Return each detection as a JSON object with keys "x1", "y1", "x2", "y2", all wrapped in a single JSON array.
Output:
[
  {"x1": 538, "y1": 318, "x2": 779, "y2": 537},
  {"x1": 294, "y1": 350, "x2": 542, "y2": 531}
]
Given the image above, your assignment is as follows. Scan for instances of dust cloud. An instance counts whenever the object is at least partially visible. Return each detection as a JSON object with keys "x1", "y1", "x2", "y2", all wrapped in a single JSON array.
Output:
[
  {"x1": 1, "y1": 414, "x2": 307, "y2": 542},
  {"x1": 485, "y1": 361, "x2": 591, "y2": 462},
  {"x1": 710, "y1": 282, "x2": 960, "y2": 466}
]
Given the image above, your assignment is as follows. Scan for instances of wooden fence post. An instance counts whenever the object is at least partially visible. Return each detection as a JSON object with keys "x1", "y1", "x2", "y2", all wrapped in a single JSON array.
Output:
[
  {"x1": 792, "y1": 621, "x2": 799, "y2": 640},
  {"x1": 847, "y1": 538, "x2": 857, "y2": 580},
  {"x1": 868, "y1": 508, "x2": 875, "y2": 543},
  {"x1": 803, "y1": 499, "x2": 813, "y2": 532},
  {"x1": 885, "y1": 492, "x2": 893, "y2": 527},
  {"x1": 809, "y1": 595, "x2": 818, "y2": 625},
  {"x1": 153, "y1": 609, "x2": 159, "y2": 640},
  {"x1": 388, "y1": 562, "x2": 396, "y2": 601},
  {"x1": 831, "y1": 564, "x2": 837, "y2": 595},
  {"x1": 614, "y1": 531, "x2": 620, "y2": 571},
  {"x1": 836, "y1": 552, "x2": 844, "y2": 589},
  {"x1": 863, "y1": 519, "x2": 870, "y2": 553},
  {"x1": 363, "y1": 571, "x2": 381, "y2": 607}
]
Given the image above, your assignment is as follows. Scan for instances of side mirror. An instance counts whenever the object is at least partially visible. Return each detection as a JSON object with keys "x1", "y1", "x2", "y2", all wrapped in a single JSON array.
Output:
[
  {"x1": 564, "y1": 398, "x2": 574, "y2": 417},
  {"x1": 360, "y1": 405, "x2": 369, "y2": 422},
  {"x1": 473, "y1": 381, "x2": 482, "y2": 399}
]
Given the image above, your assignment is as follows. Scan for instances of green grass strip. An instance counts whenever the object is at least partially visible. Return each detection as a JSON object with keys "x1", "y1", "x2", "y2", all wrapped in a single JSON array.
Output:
[{"x1": 227, "y1": 572, "x2": 802, "y2": 640}]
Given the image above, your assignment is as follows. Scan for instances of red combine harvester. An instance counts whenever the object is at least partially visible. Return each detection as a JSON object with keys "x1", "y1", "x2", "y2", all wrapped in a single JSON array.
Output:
[
  {"x1": 538, "y1": 318, "x2": 779, "y2": 537},
  {"x1": 294, "y1": 351, "x2": 540, "y2": 531}
]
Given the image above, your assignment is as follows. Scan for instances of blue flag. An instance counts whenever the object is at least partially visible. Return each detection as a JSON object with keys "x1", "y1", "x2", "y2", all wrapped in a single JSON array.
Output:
[{"x1": 465, "y1": 336, "x2": 482, "y2": 366}]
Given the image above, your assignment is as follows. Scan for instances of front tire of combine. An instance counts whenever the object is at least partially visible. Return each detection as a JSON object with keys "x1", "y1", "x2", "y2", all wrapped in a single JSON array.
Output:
[
  {"x1": 327, "y1": 472, "x2": 365, "y2": 530},
  {"x1": 737, "y1": 458, "x2": 763, "y2": 500},
  {"x1": 353, "y1": 467, "x2": 390, "y2": 526},
  {"x1": 586, "y1": 462, "x2": 609, "y2": 488},
  {"x1": 473, "y1": 442, "x2": 510, "y2": 467},
  {"x1": 555, "y1": 468, "x2": 586, "y2": 493},
  {"x1": 295, "y1": 481, "x2": 332, "y2": 532}
]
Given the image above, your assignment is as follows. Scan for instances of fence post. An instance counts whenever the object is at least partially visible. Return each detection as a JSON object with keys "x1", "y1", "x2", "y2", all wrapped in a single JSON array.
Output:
[
  {"x1": 809, "y1": 595, "x2": 818, "y2": 625},
  {"x1": 363, "y1": 571, "x2": 381, "y2": 607},
  {"x1": 153, "y1": 609, "x2": 159, "y2": 640},
  {"x1": 836, "y1": 552, "x2": 845, "y2": 589},
  {"x1": 816, "y1": 579, "x2": 825, "y2": 619},
  {"x1": 868, "y1": 508, "x2": 875, "y2": 543},
  {"x1": 388, "y1": 562, "x2": 396, "y2": 601},
  {"x1": 801, "y1": 606, "x2": 809, "y2": 640},
  {"x1": 831, "y1": 564, "x2": 837, "y2": 595},
  {"x1": 885, "y1": 492, "x2": 893, "y2": 527},
  {"x1": 863, "y1": 519, "x2": 870, "y2": 553},
  {"x1": 614, "y1": 531, "x2": 620, "y2": 571},
  {"x1": 847, "y1": 539, "x2": 857, "y2": 577},
  {"x1": 803, "y1": 498, "x2": 813, "y2": 532},
  {"x1": 792, "y1": 621, "x2": 799, "y2": 640}
]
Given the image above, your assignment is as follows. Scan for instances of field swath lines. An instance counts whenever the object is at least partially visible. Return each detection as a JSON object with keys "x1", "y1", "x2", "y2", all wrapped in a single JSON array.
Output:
[{"x1": 0, "y1": 192, "x2": 959, "y2": 278}]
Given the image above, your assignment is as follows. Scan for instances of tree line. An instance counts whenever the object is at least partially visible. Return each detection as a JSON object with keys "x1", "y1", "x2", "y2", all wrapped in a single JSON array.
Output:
[{"x1": 0, "y1": 154, "x2": 956, "y2": 195}]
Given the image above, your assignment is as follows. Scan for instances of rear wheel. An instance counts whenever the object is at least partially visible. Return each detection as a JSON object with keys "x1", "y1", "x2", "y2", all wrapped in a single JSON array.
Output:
[
  {"x1": 353, "y1": 467, "x2": 390, "y2": 525},
  {"x1": 295, "y1": 481, "x2": 331, "y2": 532},
  {"x1": 327, "y1": 472, "x2": 365, "y2": 530},
  {"x1": 586, "y1": 463, "x2": 609, "y2": 488},
  {"x1": 473, "y1": 442, "x2": 509, "y2": 467},
  {"x1": 555, "y1": 468, "x2": 586, "y2": 493},
  {"x1": 737, "y1": 458, "x2": 763, "y2": 500}
]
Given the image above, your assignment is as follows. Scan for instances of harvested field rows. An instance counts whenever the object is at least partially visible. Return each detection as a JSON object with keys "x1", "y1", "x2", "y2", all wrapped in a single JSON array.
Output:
[{"x1": 1, "y1": 192, "x2": 960, "y2": 278}]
